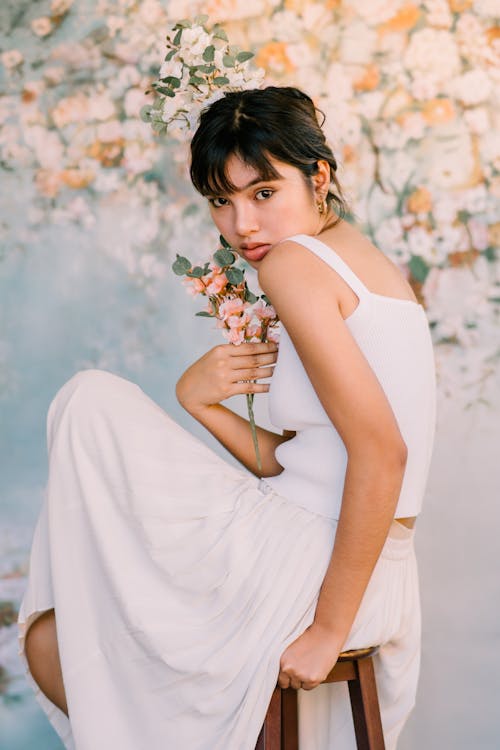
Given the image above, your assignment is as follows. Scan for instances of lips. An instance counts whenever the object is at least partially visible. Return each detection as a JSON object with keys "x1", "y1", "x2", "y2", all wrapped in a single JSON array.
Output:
[{"x1": 241, "y1": 243, "x2": 272, "y2": 262}]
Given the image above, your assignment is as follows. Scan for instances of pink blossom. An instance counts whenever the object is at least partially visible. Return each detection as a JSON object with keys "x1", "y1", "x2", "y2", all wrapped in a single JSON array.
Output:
[
  {"x1": 205, "y1": 272, "x2": 228, "y2": 296},
  {"x1": 252, "y1": 300, "x2": 277, "y2": 321},
  {"x1": 245, "y1": 323, "x2": 263, "y2": 340},
  {"x1": 223, "y1": 328, "x2": 245, "y2": 345},
  {"x1": 218, "y1": 297, "x2": 249, "y2": 319},
  {"x1": 226, "y1": 313, "x2": 251, "y2": 329},
  {"x1": 182, "y1": 277, "x2": 205, "y2": 296},
  {"x1": 267, "y1": 327, "x2": 281, "y2": 344}
]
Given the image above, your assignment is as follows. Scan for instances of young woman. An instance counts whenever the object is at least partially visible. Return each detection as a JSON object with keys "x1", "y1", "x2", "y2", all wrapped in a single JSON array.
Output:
[{"x1": 19, "y1": 87, "x2": 436, "y2": 750}]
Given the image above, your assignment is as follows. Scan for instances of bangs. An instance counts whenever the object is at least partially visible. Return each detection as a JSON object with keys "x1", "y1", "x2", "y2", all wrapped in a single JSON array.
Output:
[{"x1": 191, "y1": 134, "x2": 282, "y2": 197}]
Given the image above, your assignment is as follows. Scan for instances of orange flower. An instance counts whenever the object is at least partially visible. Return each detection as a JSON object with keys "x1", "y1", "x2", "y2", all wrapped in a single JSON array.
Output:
[
  {"x1": 35, "y1": 169, "x2": 62, "y2": 198},
  {"x1": 87, "y1": 139, "x2": 124, "y2": 167},
  {"x1": 448, "y1": 249, "x2": 479, "y2": 267},
  {"x1": 59, "y1": 168, "x2": 95, "y2": 189},
  {"x1": 379, "y1": 3, "x2": 420, "y2": 34},
  {"x1": 353, "y1": 64, "x2": 380, "y2": 92},
  {"x1": 448, "y1": 0, "x2": 472, "y2": 10},
  {"x1": 407, "y1": 187, "x2": 432, "y2": 214},
  {"x1": 485, "y1": 26, "x2": 500, "y2": 46},
  {"x1": 255, "y1": 42, "x2": 295, "y2": 75},
  {"x1": 422, "y1": 98, "x2": 455, "y2": 125}
]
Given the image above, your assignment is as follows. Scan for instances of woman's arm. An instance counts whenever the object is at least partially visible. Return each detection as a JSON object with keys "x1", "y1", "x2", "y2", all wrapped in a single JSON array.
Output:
[
  {"x1": 176, "y1": 341, "x2": 295, "y2": 477},
  {"x1": 257, "y1": 241, "x2": 408, "y2": 689}
]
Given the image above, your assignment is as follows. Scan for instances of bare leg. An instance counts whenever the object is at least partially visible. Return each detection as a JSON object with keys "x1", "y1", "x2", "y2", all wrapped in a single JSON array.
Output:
[{"x1": 24, "y1": 609, "x2": 68, "y2": 716}]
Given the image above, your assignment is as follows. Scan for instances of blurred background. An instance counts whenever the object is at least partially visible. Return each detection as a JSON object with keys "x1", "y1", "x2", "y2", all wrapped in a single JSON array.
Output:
[{"x1": 1, "y1": 1, "x2": 499, "y2": 748}]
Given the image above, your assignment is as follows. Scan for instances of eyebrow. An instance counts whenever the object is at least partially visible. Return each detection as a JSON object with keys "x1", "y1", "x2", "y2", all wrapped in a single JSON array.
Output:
[{"x1": 211, "y1": 174, "x2": 282, "y2": 196}]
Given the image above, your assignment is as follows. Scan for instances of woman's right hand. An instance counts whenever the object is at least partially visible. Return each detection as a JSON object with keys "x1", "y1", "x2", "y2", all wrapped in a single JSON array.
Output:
[{"x1": 176, "y1": 341, "x2": 278, "y2": 416}]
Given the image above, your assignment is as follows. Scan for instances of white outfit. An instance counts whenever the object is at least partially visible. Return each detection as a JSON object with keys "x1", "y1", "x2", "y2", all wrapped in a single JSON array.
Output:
[{"x1": 18, "y1": 234, "x2": 436, "y2": 750}]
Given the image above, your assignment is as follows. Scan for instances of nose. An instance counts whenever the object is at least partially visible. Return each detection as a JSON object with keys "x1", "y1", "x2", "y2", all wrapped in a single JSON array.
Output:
[{"x1": 234, "y1": 202, "x2": 259, "y2": 238}]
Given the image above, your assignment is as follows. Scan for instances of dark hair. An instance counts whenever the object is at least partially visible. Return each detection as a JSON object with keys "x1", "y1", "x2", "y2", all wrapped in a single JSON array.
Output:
[{"x1": 189, "y1": 86, "x2": 349, "y2": 221}]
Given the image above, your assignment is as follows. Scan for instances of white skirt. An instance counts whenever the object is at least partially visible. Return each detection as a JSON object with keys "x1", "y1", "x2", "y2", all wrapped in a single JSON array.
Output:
[{"x1": 17, "y1": 369, "x2": 421, "y2": 750}]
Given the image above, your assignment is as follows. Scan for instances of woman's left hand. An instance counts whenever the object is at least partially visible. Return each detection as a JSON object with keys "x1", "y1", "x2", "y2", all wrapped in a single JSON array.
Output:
[{"x1": 278, "y1": 622, "x2": 344, "y2": 691}]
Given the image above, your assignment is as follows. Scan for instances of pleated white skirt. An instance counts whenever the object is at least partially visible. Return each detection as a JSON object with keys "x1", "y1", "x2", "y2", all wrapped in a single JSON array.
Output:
[{"x1": 17, "y1": 370, "x2": 421, "y2": 750}]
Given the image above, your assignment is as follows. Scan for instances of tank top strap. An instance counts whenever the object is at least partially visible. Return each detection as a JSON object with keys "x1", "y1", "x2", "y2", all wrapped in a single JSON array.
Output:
[{"x1": 284, "y1": 233, "x2": 371, "y2": 300}]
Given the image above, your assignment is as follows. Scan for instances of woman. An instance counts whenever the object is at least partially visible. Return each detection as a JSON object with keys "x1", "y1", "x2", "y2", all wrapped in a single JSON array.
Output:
[{"x1": 19, "y1": 87, "x2": 436, "y2": 749}]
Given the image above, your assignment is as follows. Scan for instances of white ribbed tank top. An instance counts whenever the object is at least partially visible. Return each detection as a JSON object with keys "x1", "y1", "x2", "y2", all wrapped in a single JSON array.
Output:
[{"x1": 262, "y1": 233, "x2": 437, "y2": 520}]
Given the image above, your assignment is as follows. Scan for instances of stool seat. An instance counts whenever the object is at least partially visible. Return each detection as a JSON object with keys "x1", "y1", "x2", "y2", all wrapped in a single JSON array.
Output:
[{"x1": 256, "y1": 646, "x2": 385, "y2": 750}]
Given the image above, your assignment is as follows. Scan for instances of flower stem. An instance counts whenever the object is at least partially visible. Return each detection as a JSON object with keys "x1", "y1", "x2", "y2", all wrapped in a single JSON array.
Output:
[{"x1": 246, "y1": 393, "x2": 262, "y2": 474}]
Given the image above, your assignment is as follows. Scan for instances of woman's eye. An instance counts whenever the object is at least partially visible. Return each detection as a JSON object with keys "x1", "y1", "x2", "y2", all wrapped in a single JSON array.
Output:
[
  {"x1": 209, "y1": 197, "x2": 229, "y2": 208},
  {"x1": 255, "y1": 189, "x2": 274, "y2": 201}
]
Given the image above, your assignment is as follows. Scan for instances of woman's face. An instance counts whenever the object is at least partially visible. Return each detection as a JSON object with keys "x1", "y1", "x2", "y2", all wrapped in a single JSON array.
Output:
[{"x1": 206, "y1": 153, "x2": 326, "y2": 268}]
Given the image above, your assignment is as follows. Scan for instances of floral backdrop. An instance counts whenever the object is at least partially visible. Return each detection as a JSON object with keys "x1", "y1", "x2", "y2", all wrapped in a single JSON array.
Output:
[{"x1": 0, "y1": 0, "x2": 499, "y2": 747}]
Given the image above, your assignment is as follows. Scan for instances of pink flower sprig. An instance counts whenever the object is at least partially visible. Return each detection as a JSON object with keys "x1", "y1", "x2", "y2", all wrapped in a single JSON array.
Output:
[{"x1": 173, "y1": 236, "x2": 279, "y2": 471}]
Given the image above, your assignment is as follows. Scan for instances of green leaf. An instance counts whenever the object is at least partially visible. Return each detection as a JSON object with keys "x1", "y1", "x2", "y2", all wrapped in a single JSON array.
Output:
[
  {"x1": 195, "y1": 311, "x2": 214, "y2": 317},
  {"x1": 197, "y1": 64, "x2": 215, "y2": 74},
  {"x1": 164, "y1": 48, "x2": 177, "y2": 61},
  {"x1": 155, "y1": 85, "x2": 175, "y2": 97},
  {"x1": 161, "y1": 76, "x2": 181, "y2": 87},
  {"x1": 409, "y1": 255, "x2": 430, "y2": 283},
  {"x1": 245, "y1": 289, "x2": 258, "y2": 303},
  {"x1": 236, "y1": 51, "x2": 254, "y2": 63},
  {"x1": 203, "y1": 45, "x2": 215, "y2": 62},
  {"x1": 194, "y1": 14, "x2": 209, "y2": 25},
  {"x1": 213, "y1": 76, "x2": 230, "y2": 85},
  {"x1": 219, "y1": 235, "x2": 232, "y2": 249},
  {"x1": 261, "y1": 294, "x2": 272, "y2": 305},
  {"x1": 173, "y1": 28, "x2": 182, "y2": 46},
  {"x1": 226, "y1": 267, "x2": 244, "y2": 285},
  {"x1": 223, "y1": 54, "x2": 235, "y2": 67},
  {"x1": 172, "y1": 255, "x2": 191, "y2": 275},
  {"x1": 139, "y1": 104, "x2": 153, "y2": 123},
  {"x1": 187, "y1": 266, "x2": 204, "y2": 278},
  {"x1": 213, "y1": 27, "x2": 228, "y2": 41},
  {"x1": 189, "y1": 76, "x2": 205, "y2": 86},
  {"x1": 214, "y1": 248, "x2": 235, "y2": 266},
  {"x1": 202, "y1": 262, "x2": 211, "y2": 274}
]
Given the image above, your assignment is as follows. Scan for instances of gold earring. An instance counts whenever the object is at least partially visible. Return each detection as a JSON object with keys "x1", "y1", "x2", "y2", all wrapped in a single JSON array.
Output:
[{"x1": 317, "y1": 197, "x2": 327, "y2": 214}]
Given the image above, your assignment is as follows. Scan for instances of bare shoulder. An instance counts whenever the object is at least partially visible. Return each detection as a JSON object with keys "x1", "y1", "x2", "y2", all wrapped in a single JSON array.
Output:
[{"x1": 257, "y1": 239, "x2": 324, "y2": 292}]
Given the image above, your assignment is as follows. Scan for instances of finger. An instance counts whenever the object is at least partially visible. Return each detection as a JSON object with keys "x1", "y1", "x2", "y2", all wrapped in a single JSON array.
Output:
[
  {"x1": 278, "y1": 671, "x2": 291, "y2": 690},
  {"x1": 228, "y1": 342, "x2": 279, "y2": 356},
  {"x1": 301, "y1": 681, "x2": 319, "y2": 691},
  {"x1": 289, "y1": 677, "x2": 302, "y2": 690},
  {"x1": 228, "y1": 381, "x2": 270, "y2": 397},
  {"x1": 229, "y1": 353, "x2": 278, "y2": 369},
  {"x1": 235, "y1": 367, "x2": 275, "y2": 382}
]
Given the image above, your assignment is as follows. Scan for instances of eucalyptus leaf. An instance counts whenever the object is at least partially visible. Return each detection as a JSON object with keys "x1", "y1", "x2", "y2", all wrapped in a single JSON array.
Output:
[
  {"x1": 236, "y1": 51, "x2": 254, "y2": 63},
  {"x1": 155, "y1": 86, "x2": 175, "y2": 97},
  {"x1": 164, "y1": 49, "x2": 177, "y2": 61},
  {"x1": 197, "y1": 65, "x2": 215, "y2": 74},
  {"x1": 194, "y1": 14, "x2": 209, "y2": 25},
  {"x1": 172, "y1": 255, "x2": 191, "y2": 275},
  {"x1": 161, "y1": 76, "x2": 181, "y2": 87},
  {"x1": 213, "y1": 27, "x2": 228, "y2": 41},
  {"x1": 213, "y1": 76, "x2": 230, "y2": 85},
  {"x1": 223, "y1": 55, "x2": 235, "y2": 67},
  {"x1": 173, "y1": 28, "x2": 182, "y2": 45},
  {"x1": 139, "y1": 105, "x2": 152, "y2": 123},
  {"x1": 195, "y1": 311, "x2": 214, "y2": 317},
  {"x1": 187, "y1": 266, "x2": 204, "y2": 278},
  {"x1": 226, "y1": 267, "x2": 244, "y2": 285},
  {"x1": 214, "y1": 248, "x2": 235, "y2": 266},
  {"x1": 409, "y1": 255, "x2": 430, "y2": 283},
  {"x1": 245, "y1": 289, "x2": 258, "y2": 303},
  {"x1": 189, "y1": 76, "x2": 205, "y2": 86},
  {"x1": 203, "y1": 45, "x2": 215, "y2": 62}
]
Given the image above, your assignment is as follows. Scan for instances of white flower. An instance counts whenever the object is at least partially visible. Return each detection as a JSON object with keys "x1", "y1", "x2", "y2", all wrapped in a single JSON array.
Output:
[
  {"x1": 96, "y1": 120, "x2": 122, "y2": 142},
  {"x1": 31, "y1": 16, "x2": 53, "y2": 37},
  {"x1": 159, "y1": 60, "x2": 184, "y2": 81},
  {"x1": 88, "y1": 94, "x2": 116, "y2": 121},
  {"x1": 404, "y1": 29, "x2": 460, "y2": 86},
  {"x1": 407, "y1": 226, "x2": 437, "y2": 263},
  {"x1": 51, "y1": 0, "x2": 73, "y2": 15},
  {"x1": 424, "y1": 0, "x2": 452, "y2": 29},
  {"x1": 345, "y1": 0, "x2": 404, "y2": 25},
  {"x1": 1, "y1": 49, "x2": 24, "y2": 69},
  {"x1": 179, "y1": 27, "x2": 212, "y2": 59},
  {"x1": 449, "y1": 70, "x2": 493, "y2": 106},
  {"x1": 464, "y1": 108, "x2": 490, "y2": 135},
  {"x1": 472, "y1": 0, "x2": 500, "y2": 16},
  {"x1": 339, "y1": 21, "x2": 377, "y2": 64}
]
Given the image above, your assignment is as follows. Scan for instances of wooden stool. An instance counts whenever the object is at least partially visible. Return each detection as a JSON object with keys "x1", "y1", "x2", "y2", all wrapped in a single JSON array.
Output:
[{"x1": 255, "y1": 646, "x2": 385, "y2": 750}]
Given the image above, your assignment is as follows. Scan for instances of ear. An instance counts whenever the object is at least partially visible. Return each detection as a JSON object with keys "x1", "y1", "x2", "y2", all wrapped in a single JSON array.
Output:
[{"x1": 311, "y1": 159, "x2": 331, "y2": 199}]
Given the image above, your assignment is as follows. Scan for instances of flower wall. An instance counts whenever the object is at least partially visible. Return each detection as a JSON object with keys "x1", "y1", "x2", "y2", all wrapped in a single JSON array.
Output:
[{"x1": 0, "y1": 1, "x2": 499, "y2": 747}]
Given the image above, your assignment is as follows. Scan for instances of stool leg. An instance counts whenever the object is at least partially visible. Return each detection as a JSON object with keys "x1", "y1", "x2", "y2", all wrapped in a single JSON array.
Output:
[
  {"x1": 281, "y1": 688, "x2": 299, "y2": 750},
  {"x1": 347, "y1": 657, "x2": 385, "y2": 750},
  {"x1": 256, "y1": 687, "x2": 282, "y2": 749}
]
